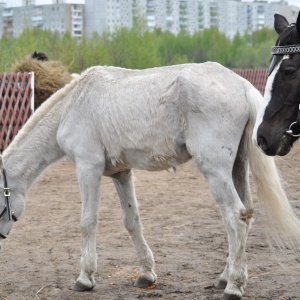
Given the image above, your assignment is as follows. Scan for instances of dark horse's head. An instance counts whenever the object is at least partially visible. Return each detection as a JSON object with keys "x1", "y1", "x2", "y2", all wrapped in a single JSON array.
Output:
[
  {"x1": 31, "y1": 51, "x2": 49, "y2": 62},
  {"x1": 254, "y1": 12, "x2": 300, "y2": 156}
]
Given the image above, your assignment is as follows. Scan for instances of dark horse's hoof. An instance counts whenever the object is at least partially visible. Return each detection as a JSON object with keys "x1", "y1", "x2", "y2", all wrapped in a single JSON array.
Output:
[
  {"x1": 134, "y1": 276, "x2": 155, "y2": 288},
  {"x1": 216, "y1": 279, "x2": 227, "y2": 290},
  {"x1": 222, "y1": 293, "x2": 242, "y2": 300}
]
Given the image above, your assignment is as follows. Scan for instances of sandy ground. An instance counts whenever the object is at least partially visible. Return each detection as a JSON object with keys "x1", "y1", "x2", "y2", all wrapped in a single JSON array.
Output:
[{"x1": 1, "y1": 143, "x2": 300, "y2": 300}]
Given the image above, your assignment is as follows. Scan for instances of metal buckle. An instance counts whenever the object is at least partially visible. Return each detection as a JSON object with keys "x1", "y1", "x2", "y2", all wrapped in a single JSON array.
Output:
[
  {"x1": 286, "y1": 121, "x2": 300, "y2": 137},
  {"x1": 3, "y1": 188, "x2": 10, "y2": 197}
]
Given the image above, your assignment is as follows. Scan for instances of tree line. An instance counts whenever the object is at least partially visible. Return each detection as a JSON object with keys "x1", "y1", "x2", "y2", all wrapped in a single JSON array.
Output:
[{"x1": 0, "y1": 24, "x2": 277, "y2": 73}]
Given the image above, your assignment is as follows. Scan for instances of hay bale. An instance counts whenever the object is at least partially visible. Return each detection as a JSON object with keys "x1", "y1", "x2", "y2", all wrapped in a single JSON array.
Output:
[{"x1": 11, "y1": 57, "x2": 73, "y2": 108}]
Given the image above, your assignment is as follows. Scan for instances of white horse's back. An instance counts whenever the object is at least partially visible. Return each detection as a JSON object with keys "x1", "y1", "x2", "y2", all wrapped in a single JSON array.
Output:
[{"x1": 57, "y1": 63, "x2": 249, "y2": 174}]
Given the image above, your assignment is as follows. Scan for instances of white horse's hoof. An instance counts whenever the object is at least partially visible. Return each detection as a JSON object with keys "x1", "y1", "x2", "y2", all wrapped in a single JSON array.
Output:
[
  {"x1": 222, "y1": 293, "x2": 242, "y2": 300},
  {"x1": 73, "y1": 277, "x2": 96, "y2": 291},
  {"x1": 223, "y1": 284, "x2": 243, "y2": 300},
  {"x1": 134, "y1": 276, "x2": 155, "y2": 288},
  {"x1": 134, "y1": 271, "x2": 157, "y2": 288}
]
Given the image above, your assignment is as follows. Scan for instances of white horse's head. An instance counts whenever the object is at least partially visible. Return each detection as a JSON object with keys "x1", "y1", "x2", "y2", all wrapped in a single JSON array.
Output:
[{"x1": 0, "y1": 155, "x2": 25, "y2": 244}]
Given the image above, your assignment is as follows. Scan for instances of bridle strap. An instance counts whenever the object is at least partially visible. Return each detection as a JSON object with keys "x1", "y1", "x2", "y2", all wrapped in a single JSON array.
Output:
[
  {"x1": 271, "y1": 45, "x2": 300, "y2": 55},
  {"x1": 0, "y1": 232, "x2": 6, "y2": 239},
  {"x1": 272, "y1": 22, "x2": 299, "y2": 56},
  {"x1": 0, "y1": 168, "x2": 18, "y2": 239},
  {"x1": 2, "y1": 169, "x2": 12, "y2": 221},
  {"x1": 0, "y1": 168, "x2": 17, "y2": 223},
  {"x1": 268, "y1": 23, "x2": 299, "y2": 74}
]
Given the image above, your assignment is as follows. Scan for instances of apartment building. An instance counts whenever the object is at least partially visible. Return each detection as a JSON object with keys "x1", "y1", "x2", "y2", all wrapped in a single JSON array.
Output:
[
  {"x1": 85, "y1": 0, "x2": 299, "y2": 38},
  {"x1": 0, "y1": 1, "x2": 84, "y2": 38},
  {"x1": 85, "y1": 0, "x2": 133, "y2": 37},
  {"x1": 0, "y1": 0, "x2": 298, "y2": 39}
]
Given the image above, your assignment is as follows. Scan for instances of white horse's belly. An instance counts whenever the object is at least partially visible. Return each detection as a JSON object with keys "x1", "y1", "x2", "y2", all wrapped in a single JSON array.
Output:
[{"x1": 103, "y1": 144, "x2": 191, "y2": 175}]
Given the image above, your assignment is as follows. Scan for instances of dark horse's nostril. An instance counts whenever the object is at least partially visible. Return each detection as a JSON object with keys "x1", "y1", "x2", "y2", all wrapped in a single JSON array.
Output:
[{"x1": 257, "y1": 134, "x2": 268, "y2": 151}]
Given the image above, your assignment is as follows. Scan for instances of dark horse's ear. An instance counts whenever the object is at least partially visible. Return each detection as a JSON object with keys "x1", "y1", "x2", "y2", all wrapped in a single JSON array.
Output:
[
  {"x1": 274, "y1": 14, "x2": 289, "y2": 35},
  {"x1": 296, "y1": 11, "x2": 300, "y2": 36}
]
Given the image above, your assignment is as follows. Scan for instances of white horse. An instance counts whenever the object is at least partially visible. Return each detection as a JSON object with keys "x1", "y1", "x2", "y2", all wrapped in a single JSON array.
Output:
[{"x1": 1, "y1": 62, "x2": 300, "y2": 300}]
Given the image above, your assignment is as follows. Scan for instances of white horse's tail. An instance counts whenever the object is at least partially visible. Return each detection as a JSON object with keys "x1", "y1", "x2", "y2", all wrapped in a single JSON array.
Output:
[{"x1": 246, "y1": 84, "x2": 300, "y2": 250}]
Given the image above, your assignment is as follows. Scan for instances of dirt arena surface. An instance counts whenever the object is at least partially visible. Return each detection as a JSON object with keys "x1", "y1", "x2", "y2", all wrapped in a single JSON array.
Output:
[{"x1": 1, "y1": 144, "x2": 300, "y2": 300}]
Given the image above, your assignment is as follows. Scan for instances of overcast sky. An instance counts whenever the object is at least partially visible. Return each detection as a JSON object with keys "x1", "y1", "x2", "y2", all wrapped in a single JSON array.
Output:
[{"x1": 5, "y1": 0, "x2": 300, "y2": 7}]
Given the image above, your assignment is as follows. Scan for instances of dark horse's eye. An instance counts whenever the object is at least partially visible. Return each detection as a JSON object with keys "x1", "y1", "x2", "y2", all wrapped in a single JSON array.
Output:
[{"x1": 284, "y1": 67, "x2": 296, "y2": 76}]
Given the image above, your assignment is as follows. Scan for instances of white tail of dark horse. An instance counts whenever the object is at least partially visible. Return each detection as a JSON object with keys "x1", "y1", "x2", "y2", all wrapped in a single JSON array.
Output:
[{"x1": 0, "y1": 62, "x2": 300, "y2": 300}]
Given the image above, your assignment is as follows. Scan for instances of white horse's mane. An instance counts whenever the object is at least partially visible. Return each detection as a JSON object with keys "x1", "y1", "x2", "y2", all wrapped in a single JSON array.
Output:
[{"x1": 7, "y1": 67, "x2": 97, "y2": 151}]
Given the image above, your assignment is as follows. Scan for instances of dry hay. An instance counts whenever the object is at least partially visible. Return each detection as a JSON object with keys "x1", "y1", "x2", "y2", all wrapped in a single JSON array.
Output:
[{"x1": 11, "y1": 57, "x2": 73, "y2": 108}]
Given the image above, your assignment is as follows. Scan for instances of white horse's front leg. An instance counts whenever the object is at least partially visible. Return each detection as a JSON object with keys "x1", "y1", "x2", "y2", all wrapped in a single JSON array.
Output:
[
  {"x1": 112, "y1": 170, "x2": 157, "y2": 287},
  {"x1": 74, "y1": 160, "x2": 103, "y2": 291}
]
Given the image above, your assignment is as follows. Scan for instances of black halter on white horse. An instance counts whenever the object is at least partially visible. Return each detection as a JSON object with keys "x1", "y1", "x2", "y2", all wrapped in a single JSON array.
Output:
[{"x1": 0, "y1": 169, "x2": 17, "y2": 239}]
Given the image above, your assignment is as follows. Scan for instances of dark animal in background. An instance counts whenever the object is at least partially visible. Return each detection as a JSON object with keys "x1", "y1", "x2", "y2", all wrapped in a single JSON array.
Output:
[{"x1": 31, "y1": 51, "x2": 49, "y2": 62}]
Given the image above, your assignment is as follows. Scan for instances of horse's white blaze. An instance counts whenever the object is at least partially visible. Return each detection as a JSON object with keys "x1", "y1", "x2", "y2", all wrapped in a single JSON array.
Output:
[{"x1": 252, "y1": 56, "x2": 289, "y2": 145}]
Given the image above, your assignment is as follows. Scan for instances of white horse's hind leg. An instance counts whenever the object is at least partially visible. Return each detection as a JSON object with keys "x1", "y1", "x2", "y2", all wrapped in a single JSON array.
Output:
[
  {"x1": 112, "y1": 170, "x2": 157, "y2": 287},
  {"x1": 208, "y1": 174, "x2": 248, "y2": 299},
  {"x1": 217, "y1": 130, "x2": 253, "y2": 292},
  {"x1": 199, "y1": 160, "x2": 248, "y2": 299},
  {"x1": 187, "y1": 125, "x2": 249, "y2": 299},
  {"x1": 73, "y1": 160, "x2": 104, "y2": 291}
]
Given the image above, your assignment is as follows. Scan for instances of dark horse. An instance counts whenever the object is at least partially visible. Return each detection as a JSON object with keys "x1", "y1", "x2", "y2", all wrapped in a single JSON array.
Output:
[{"x1": 254, "y1": 12, "x2": 300, "y2": 156}]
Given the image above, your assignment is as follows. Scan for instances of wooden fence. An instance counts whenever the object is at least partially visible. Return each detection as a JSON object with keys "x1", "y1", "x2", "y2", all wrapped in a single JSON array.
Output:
[
  {"x1": 0, "y1": 73, "x2": 34, "y2": 152},
  {"x1": 233, "y1": 69, "x2": 268, "y2": 95}
]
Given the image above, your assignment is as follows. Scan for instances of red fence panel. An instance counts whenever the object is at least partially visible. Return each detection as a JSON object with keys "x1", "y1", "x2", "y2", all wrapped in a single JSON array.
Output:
[
  {"x1": 0, "y1": 72, "x2": 34, "y2": 152},
  {"x1": 233, "y1": 69, "x2": 268, "y2": 95}
]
